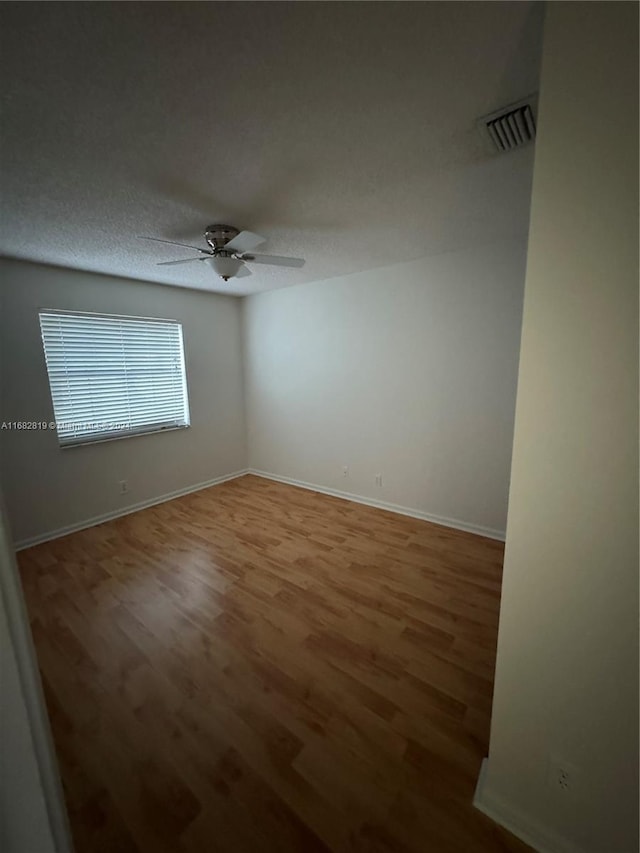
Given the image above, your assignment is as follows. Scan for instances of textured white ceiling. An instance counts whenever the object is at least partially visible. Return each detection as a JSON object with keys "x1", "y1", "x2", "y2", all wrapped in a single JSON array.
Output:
[{"x1": 0, "y1": 2, "x2": 544, "y2": 296}]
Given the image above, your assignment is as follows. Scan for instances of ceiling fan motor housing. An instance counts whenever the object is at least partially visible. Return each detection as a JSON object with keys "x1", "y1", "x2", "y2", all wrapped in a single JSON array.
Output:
[{"x1": 204, "y1": 224, "x2": 239, "y2": 250}]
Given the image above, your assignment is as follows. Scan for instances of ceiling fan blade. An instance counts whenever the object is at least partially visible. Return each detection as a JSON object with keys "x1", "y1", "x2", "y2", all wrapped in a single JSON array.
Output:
[
  {"x1": 242, "y1": 253, "x2": 305, "y2": 269},
  {"x1": 138, "y1": 235, "x2": 211, "y2": 254},
  {"x1": 156, "y1": 257, "x2": 205, "y2": 266},
  {"x1": 235, "y1": 264, "x2": 253, "y2": 279},
  {"x1": 224, "y1": 230, "x2": 266, "y2": 254}
]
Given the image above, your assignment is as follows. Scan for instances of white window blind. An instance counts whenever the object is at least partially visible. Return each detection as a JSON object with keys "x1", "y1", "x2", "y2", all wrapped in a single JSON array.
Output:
[{"x1": 39, "y1": 310, "x2": 190, "y2": 447}]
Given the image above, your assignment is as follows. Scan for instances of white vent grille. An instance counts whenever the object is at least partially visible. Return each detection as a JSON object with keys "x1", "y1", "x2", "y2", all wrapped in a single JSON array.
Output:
[{"x1": 480, "y1": 96, "x2": 537, "y2": 153}]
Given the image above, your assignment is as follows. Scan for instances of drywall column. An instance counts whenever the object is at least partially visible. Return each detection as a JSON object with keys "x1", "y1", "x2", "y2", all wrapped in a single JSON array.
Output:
[
  {"x1": 476, "y1": 4, "x2": 639, "y2": 853},
  {"x1": 0, "y1": 493, "x2": 72, "y2": 852}
]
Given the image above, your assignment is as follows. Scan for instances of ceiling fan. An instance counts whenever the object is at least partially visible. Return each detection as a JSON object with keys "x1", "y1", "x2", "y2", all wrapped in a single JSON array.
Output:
[{"x1": 138, "y1": 224, "x2": 305, "y2": 281}]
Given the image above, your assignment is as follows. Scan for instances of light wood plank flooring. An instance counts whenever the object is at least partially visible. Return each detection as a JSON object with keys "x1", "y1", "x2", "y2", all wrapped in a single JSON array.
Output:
[{"x1": 18, "y1": 474, "x2": 528, "y2": 853}]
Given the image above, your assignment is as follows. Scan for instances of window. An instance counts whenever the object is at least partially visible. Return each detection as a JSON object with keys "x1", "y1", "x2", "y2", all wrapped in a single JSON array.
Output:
[{"x1": 39, "y1": 310, "x2": 190, "y2": 447}]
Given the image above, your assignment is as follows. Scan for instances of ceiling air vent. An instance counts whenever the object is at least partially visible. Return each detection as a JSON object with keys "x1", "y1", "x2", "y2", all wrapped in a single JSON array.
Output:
[{"x1": 479, "y1": 95, "x2": 538, "y2": 154}]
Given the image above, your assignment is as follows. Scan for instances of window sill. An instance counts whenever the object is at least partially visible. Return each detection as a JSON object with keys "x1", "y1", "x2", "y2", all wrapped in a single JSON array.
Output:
[{"x1": 59, "y1": 424, "x2": 190, "y2": 450}]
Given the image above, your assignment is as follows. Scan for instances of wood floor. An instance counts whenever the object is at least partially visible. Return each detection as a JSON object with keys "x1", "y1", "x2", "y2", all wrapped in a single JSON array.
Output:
[{"x1": 18, "y1": 474, "x2": 529, "y2": 853}]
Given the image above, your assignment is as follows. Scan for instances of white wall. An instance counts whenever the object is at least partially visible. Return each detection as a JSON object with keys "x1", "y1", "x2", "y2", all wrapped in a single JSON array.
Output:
[
  {"x1": 478, "y1": 4, "x2": 639, "y2": 852},
  {"x1": 0, "y1": 493, "x2": 72, "y2": 853},
  {"x1": 0, "y1": 259, "x2": 246, "y2": 546},
  {"x1": 243, "y1": 240, "x2": 527, "y2": 538}
]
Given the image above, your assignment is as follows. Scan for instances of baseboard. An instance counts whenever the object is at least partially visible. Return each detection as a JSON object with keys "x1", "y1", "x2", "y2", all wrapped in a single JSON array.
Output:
[
  {"x1": 248, "y1": 469, "x2": 505, "y2": 541},
  {"x1": 14, "y1": 469, "x2": 249, "y2": 551},
  {"x1": 15, "y1": 467, "x2": 505, "y2": 550},
  {"x1": 473, "y1": 759, "x2": 584, "y2": 853}
]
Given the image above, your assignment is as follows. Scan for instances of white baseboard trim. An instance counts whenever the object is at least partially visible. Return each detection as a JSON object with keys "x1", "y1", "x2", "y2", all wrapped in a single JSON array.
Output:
[
  {"x1": 15, "y1": 468, "x2": 505, "y2": 551},
  {"x1": 248, "y1": 469, "x2": 505, "y2": 541},
  {"x1": 14, "y1": 469, "x2": 249, "y2": 551},
  {"x1": 473, "y1": 759, "x2": 584, "y2": 853}
]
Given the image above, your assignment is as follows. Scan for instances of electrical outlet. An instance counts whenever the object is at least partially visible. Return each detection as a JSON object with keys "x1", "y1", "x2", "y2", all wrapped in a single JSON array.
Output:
[
  {"x1": 547, "y1": 756, "x2": 578, "y2": 796},
  {"x1": 342, "y1": 466, "x2": 349, "y2": 477},
  {"x1": 375, "y1": 473, "x2": 383, "y2": 487},
  {"x1": 118, "y1": 479, "x2": 129, "y2": 495}
]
